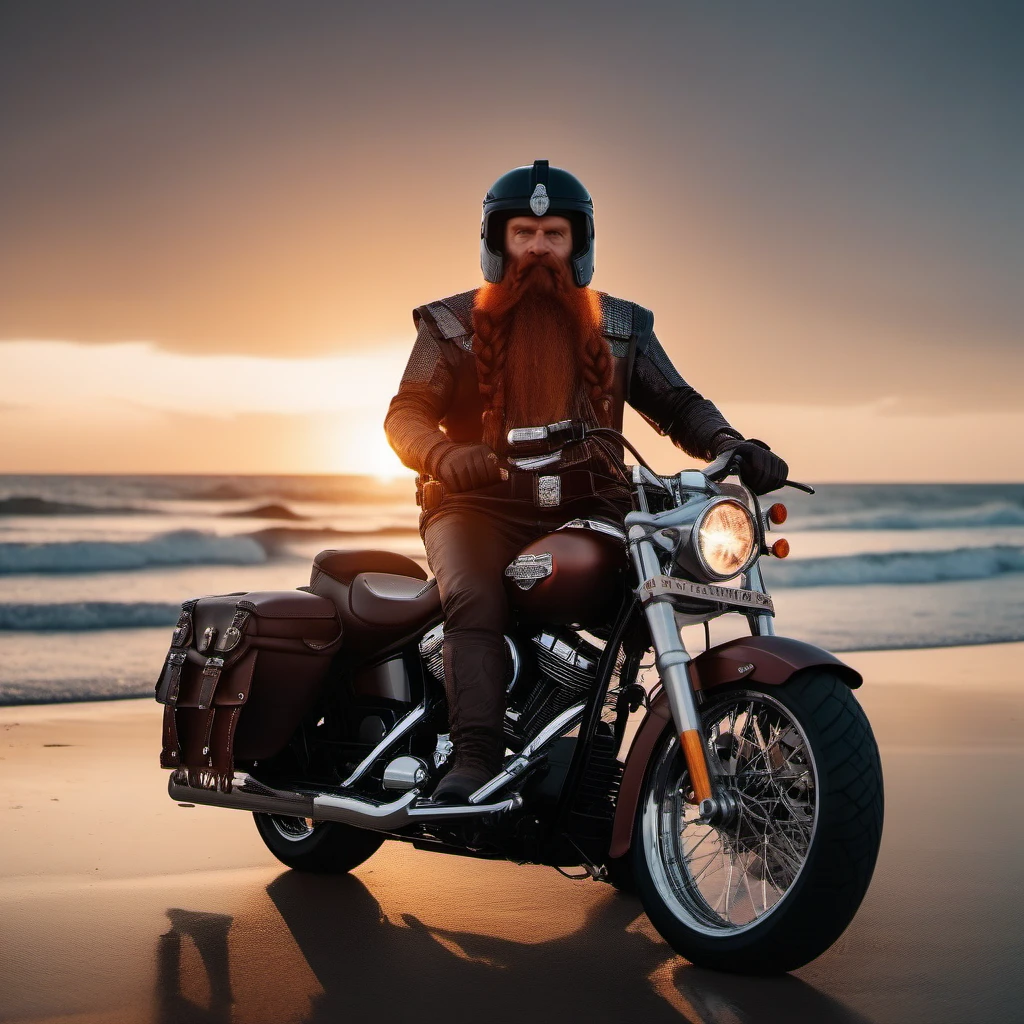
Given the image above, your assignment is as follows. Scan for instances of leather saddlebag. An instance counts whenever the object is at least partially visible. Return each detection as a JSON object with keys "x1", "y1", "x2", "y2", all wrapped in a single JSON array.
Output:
[{"x1": 155, "y1": 590, "x2": 342, "y2": 788}]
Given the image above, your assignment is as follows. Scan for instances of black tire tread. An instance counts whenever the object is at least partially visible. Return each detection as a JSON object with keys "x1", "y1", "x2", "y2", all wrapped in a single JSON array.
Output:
[
  {"x1": 253, "y1": 813, "x2": 385, "y2": 874},
  {"x1": 632, "y1": 669, "x2": 884, "y2": 974}
]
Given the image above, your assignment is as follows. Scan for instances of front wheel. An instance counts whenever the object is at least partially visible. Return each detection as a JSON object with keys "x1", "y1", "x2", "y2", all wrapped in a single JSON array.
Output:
[
  {"x1": 631, "y1": 669, "x2": 883, "y2": 974},
  {"x1": 253, "y1": 813, "x2": 385, "y2": 873}
]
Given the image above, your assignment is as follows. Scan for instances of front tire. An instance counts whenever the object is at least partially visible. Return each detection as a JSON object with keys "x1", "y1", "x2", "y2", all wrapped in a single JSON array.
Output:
[
  {"x1": 253, "y1": 813, "x2": 385, "y2": 873},
  {"x1": 631, "y1": 669, "x2": 883, "y2": 974}
]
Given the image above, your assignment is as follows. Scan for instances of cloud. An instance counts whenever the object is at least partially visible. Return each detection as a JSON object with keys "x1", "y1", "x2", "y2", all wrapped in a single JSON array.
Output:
[{"x1": 0, "y1": 340, "x2": 409, "y2": 418}]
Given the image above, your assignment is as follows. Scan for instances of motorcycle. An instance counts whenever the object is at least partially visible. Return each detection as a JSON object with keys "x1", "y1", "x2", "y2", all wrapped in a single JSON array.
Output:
[{"x1": 160, "y1": 421, "x2": 883, "y2": 974}]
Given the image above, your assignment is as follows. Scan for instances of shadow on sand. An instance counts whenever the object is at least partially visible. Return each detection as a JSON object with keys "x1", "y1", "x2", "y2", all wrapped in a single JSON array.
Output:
[{"x1": 154, "y1": 871, "x2": 875, "y2": 1024}]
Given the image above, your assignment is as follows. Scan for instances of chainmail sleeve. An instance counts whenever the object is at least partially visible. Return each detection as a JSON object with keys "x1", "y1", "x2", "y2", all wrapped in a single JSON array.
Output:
[
  {"x1": 629, "y1": 330, "x2": 743, "y2": 462},
  {"x1": 383, "y1": 319, "x2": 457, "y2": 475}
]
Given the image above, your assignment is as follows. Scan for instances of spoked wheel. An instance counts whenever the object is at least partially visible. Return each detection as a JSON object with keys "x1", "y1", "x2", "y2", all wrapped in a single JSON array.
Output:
[
  {"x1": 632, "y1": 670, "x2": 883, "y2": 974},
  {"x1": 254, "y1": 813, "x2": 385, "y2": 873}
]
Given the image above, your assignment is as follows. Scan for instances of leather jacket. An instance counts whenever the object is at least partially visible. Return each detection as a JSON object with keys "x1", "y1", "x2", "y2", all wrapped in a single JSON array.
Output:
[{"x1": 384, "y1": 288, "x2": 743, "y2": 480}]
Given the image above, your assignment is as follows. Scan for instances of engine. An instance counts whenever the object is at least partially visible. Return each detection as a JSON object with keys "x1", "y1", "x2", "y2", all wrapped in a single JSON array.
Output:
[{"x1": 418, "y1": 624, "x2": 601, "y2": 750}]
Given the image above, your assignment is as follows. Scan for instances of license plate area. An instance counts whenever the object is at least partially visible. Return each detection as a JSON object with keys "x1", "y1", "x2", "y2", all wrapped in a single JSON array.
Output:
[{"x1": 638, "y1": 575, "x2": 775, "y2": 614}]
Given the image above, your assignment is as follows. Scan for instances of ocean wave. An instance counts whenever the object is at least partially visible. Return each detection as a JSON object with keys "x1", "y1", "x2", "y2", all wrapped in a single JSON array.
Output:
[
  {"x1": 0, "y1": 601, "x2": 179, "y2": 631},
  {"x1": 0, "y1": 495, "x2": 150, "y2": 516},
  {"x1": 220, "y1": 503, "x2": 308, "y2": 520},
  {"x1": 772, "y1": 545, "x2": 1024, "y2": 587},
  {"x1": 792, "y1": 501, "x2": 1024, "y2": 531},
  {"x1": 0, "y1": 530, "x2": 268, "y2": 574},
  {"x1": 249, "y1": 524, "x2": 418, "y2": 553}
]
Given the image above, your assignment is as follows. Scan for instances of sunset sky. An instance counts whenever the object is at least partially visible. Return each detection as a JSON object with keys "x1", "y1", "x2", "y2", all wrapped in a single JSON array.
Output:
[{"x1": 1, "y1": 2, "x2": 1021, "y2": 480}]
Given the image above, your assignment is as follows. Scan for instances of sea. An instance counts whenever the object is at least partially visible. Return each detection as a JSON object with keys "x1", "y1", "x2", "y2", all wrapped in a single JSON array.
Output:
[{"x1": 1, "y1": 475, "x2": 1022, "y2": 705}]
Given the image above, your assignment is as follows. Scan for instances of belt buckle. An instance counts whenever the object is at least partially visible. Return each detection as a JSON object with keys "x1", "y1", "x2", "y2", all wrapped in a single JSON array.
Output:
[{"x1": 536, "y1": 474, "x2": 561, "y2": 507}]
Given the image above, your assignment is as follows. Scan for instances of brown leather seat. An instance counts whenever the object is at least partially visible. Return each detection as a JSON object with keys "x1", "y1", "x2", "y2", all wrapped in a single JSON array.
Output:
[
  {"x1": 312, "y1": 549, "x2": 427, "y2": 586},
  {"x1": 349, "y1": 573, "x2": 442, "y2": 630},
  {"x1": 309, "y1": 549, "x2": 441, "y2": 652}
]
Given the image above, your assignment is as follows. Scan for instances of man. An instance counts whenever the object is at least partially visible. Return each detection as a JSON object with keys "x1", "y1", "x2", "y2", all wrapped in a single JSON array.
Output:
[{"x1": 385, "y1": 161, "x2": 787, "y2": 803}]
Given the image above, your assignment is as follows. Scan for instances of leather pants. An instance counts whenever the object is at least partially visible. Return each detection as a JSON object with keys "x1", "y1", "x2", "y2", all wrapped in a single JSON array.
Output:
[{"x1": 421, "y1": 488, "x2": 632, "y2": 776}]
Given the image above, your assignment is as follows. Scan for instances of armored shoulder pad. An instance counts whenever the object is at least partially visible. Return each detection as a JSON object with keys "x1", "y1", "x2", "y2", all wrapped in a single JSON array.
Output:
[
  {"x1": 413, "y1": 289, "x2": 478, "y2": 350},
  {"x1": 598, "y1": 293, "x2": 654, "y2": 357}
]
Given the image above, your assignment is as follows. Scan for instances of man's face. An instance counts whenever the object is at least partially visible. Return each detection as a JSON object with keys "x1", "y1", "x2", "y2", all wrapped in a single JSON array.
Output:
[{"x1": 503, "y1": 215, "x2": 574, "y2": 265}]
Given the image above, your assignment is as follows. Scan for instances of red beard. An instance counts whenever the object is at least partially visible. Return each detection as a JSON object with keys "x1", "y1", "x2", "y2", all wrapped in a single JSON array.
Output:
[{"x1": 471, "y1": 252, "x2": 613, "y2": 452}]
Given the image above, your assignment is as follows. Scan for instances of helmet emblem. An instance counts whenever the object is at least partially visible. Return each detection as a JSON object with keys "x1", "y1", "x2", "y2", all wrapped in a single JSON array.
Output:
[{"x1": 529, "y1": 184, "x2": 550, "y2": 216}]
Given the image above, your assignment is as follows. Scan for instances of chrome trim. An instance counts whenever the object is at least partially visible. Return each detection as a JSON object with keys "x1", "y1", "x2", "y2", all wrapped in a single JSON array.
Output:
[
  {"x1": 169, "y1": 770, "x2": 522, "y2": 831},
  {"x1": 637, "y1": 575, "x2": 774, "y2": 614},
  {"x1": 339, "y1": 704, "x2": 426, "y2": 788},
  {"x1": 433, "y1": 732, "x2": 453, "y2": 768},
  {"x1": 506, "y1": 637, "x2": 522, "y2": 694},
  {"x1": 508, "y1": 451, "x2": 563, "y2": 470},
  {"x1": 169, "y1": 771, "x2": 314, "y2": 818},
  {"x1": 468, "y1": 702, "x2": 586, "y2": 804},
  {"x1": 628, "y1": 525, "x2": 703, "y2": 740},
  {"x1": 746, "y1": 561, "x2": 776, "y2": 636},
  {"x1": 382, "y1": 755, "x2": 430, "y2": 791},
  {"x1": 690, "y1": 497, "x2": 758, "y2": 583},
  {"x1": 557, "y1": 518, "x2": 627, "y2": 541},
  {"x1": 504, "y1": 552, "x2": 552, "y2": 590},
  {"x1": 507, "y1": 425, "x2": 549, "y2": 443}
]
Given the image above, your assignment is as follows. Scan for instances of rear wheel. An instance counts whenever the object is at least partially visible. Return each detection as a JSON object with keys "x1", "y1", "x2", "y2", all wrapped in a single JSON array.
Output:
[
  {"x1": 253, "y1": 813, "x2": 385, "y2": 873},
  {"x1": 631, "y1": 669, "x2": 883, "y2": 973}
]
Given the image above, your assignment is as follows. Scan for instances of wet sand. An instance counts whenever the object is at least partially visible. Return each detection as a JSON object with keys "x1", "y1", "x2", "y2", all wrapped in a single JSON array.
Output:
[{"x1": 2, "y1": 643, "x2": 1022, "y2": 1024}]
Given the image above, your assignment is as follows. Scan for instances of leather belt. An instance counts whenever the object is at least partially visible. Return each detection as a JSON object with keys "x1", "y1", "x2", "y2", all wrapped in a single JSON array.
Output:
[
  {"x1": 417, "y1": 469, "x2": 614, "y2": 510},
  {"x1": 503, "y1": 469, "x2": 599, "y2": 507}
]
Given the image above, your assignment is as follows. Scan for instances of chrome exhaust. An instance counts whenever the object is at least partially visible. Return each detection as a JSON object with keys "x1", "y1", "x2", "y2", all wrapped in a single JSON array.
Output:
[{"x1": 168, "y1": 770, "x2": 521, "y2": 830}]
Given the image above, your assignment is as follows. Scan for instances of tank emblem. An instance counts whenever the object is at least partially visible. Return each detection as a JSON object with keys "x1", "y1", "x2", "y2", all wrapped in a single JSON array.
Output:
[
  {"x1": 530, "y1": 184, "x2": 550, "y2": 216},
  {"x1": 504, "y1": 552, "x2": 553, "y2": 590}
]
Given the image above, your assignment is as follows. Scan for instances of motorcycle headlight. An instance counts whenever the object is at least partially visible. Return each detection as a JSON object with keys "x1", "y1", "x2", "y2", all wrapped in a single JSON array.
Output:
[{"x1": 683, "y1": 499, "x2": 757, "y2": 582}]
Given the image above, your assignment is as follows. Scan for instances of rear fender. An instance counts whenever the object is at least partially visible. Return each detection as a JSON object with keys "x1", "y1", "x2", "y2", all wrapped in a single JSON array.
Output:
[{"x1": 608, "y1": 636, "x2": 861, "y2": 860}]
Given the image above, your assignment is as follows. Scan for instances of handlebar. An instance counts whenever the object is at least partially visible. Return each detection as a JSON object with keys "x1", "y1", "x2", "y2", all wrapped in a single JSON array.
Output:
[{"x1": 507, "y1": 420, "x2": 814, "y2": 494}]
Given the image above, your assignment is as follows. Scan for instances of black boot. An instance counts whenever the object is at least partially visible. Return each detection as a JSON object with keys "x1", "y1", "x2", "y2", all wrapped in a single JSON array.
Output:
[{"x1": 430, "y1": 630, "x2": 507, "y2": 805}]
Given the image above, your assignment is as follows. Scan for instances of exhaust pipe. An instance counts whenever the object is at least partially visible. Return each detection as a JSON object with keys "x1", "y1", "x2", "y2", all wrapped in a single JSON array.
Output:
[{"x1": 168, "y1": 770, "x2": 522, "y2": 830}]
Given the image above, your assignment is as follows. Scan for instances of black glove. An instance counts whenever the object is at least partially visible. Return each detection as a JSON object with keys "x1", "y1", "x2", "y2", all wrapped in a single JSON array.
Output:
[
  {"x1": 432, "y1": 443, "x2": 502, "y2": 493},
  {"x1": 717, "y1": 438, "x2": 789, "y2": 495}
]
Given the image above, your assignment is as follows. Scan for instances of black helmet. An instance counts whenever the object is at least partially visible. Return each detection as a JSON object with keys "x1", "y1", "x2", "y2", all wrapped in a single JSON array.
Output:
[{"x1": 480, "y1": 160, "x2": 595, "y2": 287}]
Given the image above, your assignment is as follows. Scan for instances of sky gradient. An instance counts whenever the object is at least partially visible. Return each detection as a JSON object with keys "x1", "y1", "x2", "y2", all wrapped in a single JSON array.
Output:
[{"x1": 2, "y1": 1, "x2": 1021, "y2": 479}]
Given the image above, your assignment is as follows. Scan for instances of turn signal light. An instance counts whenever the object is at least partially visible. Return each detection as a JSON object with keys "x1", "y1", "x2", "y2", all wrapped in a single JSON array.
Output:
[
  {"x1": 771, "y1": 538, "x2": 790, "y2": 558},
  {"x1": 767, "y1": 503, "x2": 788, "y2": 525}
]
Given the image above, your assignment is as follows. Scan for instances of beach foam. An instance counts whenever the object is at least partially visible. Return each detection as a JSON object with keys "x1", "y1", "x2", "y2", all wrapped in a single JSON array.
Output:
[
  {"x1": 773, "y1": 544, "x2": 1024, "y2": 587},
  {"x1": 0, "y1": 601, "x2": 179, "y2": 631}
]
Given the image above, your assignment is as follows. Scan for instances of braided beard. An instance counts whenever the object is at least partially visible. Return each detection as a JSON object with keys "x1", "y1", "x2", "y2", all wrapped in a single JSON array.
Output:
[{"x1": 471, "y1": 253, "x2": 612, "y2": 453}]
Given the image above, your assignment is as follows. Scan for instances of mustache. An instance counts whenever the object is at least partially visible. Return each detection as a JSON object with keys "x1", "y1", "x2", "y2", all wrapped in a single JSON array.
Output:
[{"x1": 505, "y1": 251, "x2": 573, "y2": 294}]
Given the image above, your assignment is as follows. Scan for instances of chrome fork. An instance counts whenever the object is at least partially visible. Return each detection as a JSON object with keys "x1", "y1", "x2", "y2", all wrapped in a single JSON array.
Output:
[{"x1": 626, "y1": 517, "x2": 730, "y2": 824}]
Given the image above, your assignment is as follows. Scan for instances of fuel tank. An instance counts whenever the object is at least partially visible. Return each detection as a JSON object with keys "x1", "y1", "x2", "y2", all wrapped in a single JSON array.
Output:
[{"x1": 504, "y1": 521, "x2": 627, "y2": 627}]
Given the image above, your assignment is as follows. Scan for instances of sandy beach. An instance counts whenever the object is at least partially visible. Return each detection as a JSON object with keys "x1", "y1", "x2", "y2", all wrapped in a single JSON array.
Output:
[{"x1": 2, "y1": 642, "x2": 1022, "y2": 1024}]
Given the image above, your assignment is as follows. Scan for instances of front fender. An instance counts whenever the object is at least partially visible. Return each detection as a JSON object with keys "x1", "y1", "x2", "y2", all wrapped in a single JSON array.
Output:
[{"x1": 607, "y1": 636, "x2": 861, "y2": 860}]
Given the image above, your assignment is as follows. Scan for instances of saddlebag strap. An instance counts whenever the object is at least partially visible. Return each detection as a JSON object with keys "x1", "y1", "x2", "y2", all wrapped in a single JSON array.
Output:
[
  {"x1": 198, "y1": 657, "x2": 225, "y2": 710},
  {"x1": 155, "y1": 649, "x2": 188, "y2": 705},
  {"x1": 214, "y1": 608, "x2": 251, "y2": 654},
  {"x1": 160, "y1": 705, "x2": 182, "y2": 768},
  {"x1": 170, "y1": 599, "x2": 197, "y2": 649},
  {"x1": 198, "y1": 707, "x2": 217, "y2": 766}
]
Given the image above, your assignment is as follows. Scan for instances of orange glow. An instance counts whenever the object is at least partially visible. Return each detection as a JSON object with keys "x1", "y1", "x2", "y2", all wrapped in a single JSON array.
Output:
[
  {"x1": 768, "y1": 503, "x2": 788, "y2": 525},
  {"x1": 771, "y1": 538, "x2": 791, "y2": 559}
]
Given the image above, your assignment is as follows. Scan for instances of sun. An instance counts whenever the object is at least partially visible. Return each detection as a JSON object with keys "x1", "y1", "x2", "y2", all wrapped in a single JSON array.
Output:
[{"x1": 335, "y1": 419, "x2": 415, "y2": 481}]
